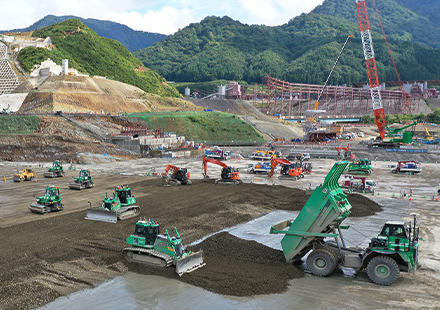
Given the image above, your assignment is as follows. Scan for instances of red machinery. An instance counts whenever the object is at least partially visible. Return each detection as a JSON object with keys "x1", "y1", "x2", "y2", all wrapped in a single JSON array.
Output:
[
  {"x1": 162, "y1": 164, "x2": 192, "y2": 186},
  {"x1": 356, "y1": 0, "x2": 386, "y2": 139},
  {"x1": 202, "y1": 156, "x2": 242, "y2": 185},
  {"x1": 269, "y1": 157, "x2": 304, "y2": 180},
  {"x1": 335, "y1": 146, "x2": 354, "y2": 159}
]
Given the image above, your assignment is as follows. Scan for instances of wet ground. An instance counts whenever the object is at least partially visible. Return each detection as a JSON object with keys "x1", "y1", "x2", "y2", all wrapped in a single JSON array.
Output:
[{"x1": 1, "y1": 156, "x2": 439, "y2": 309}]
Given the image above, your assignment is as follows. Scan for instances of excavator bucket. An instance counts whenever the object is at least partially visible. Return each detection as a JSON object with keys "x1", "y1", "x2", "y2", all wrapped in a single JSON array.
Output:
[
  {"x1": 175, "y1": 250, "x2": 205, "y2": 276},
  {"x1": 85, "y1": 208, "x2": 118, "y2": 223}
]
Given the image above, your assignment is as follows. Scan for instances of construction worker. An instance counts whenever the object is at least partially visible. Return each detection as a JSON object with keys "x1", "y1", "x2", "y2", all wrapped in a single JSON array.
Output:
[
  {"x1": 3, "y1": 175, "x2": 6, "y2": 182},
  {"x1": 438, "y1": 184, "x2": 440, "y2": 195}
]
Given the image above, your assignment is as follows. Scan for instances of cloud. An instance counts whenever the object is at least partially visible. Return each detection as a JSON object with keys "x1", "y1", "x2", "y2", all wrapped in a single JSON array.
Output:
[
  {"x1": 238, "y1": 0, "x2": 324, "y2": 26},
  {"x1": 107, "y1": 6, "x2": 197, "y2": 35},
  {"x1": 0, "y1": 0, "x2": 324, "y2": 34}
]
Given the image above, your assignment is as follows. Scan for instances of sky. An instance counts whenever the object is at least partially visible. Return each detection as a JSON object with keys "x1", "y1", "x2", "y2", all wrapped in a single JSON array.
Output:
[{"x1": 0, "y1": 0, "x2": 325, "y2": 35}]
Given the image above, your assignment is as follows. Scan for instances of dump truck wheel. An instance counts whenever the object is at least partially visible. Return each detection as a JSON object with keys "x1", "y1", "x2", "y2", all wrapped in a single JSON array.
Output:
[
  {"x1": 367, "y1": 255, "x2": 399, "y2": 285},
  {"x1": 306, "y1": 249, "x2": 337, "y2": 277}
]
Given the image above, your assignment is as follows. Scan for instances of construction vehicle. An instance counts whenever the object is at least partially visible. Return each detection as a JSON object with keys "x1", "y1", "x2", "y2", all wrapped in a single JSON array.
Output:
[
  {"x1": 341, "y1": 175, "x2": 376, "y2": 193},
  {"x1": 270, "y1": 161, "x2": 419, "y2": 285},
  {"x1": 390, "y1": 161, "x2": 422, "y2": 174},
  {"x1": 251, "y1": 149, "x2": 270, "y2": 161},
  {"x1": 69, "y1": 169, "x2": 94, "y2": 190},
  {"x1": 43, "y1": 160, "x2": 65, "y2": 178},
  {"x1": 204, "y1": 147, "x2": 228, "y2": 160},
  {"x1": 13, "y1": 167, "x2": 37, "y2": 182},
  {"x1": 85, "y1": 185, "x2": 141, "y2": 223},
  {"x1": 335, "y1": 146, "x2": 353, "y2": 160},
  {"x1": 269, "y1": 157, "x2": 304, "y2": 180},
  {"x1": 202, "y1": 156, "x2": 242, "y2": 185},
  {"x1": 29, "y1": 185, "x2": 64, "y2": 214},
  {"x1": 346, "y1": 158, "x2": 372, "y2": 175},
  {"x1": 247, "y1": 161, "x2": 272, "y2": 174},
  {"x1": 162, "y1": 164, "x2": 192, "y2": 186},
  {"x1": 123, "y1": 219, "x2": 205, "y2": 276}
]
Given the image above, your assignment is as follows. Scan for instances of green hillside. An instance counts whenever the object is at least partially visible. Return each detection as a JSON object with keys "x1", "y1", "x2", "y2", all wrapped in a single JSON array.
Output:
[
  {"x1": 17, "y1": 19, "x2": 180, "y2": 97},
  {"x1": 129, "y1": 111, "x2": 264, "y2": 144},
  {"x1": 2, "y1": 15, "x2": 167, "y2": 52},
  {"x1": 134, "y1": 0, "x2": 440, "y2": 86}
]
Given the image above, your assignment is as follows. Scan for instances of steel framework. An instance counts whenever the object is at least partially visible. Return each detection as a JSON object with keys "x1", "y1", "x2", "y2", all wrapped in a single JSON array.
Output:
[{"x1": 255, "y1": 75, "x2": 417, "y2": 119}]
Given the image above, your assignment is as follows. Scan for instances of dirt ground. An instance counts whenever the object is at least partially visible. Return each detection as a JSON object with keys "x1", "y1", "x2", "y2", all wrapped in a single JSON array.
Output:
[{"x1": 0, "y1": 162, "x2": 384, "y2": 310}]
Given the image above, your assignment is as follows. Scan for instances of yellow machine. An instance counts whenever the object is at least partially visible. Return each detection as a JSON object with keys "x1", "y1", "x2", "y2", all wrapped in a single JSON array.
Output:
[{"x1": 13, "y1": 168, "x2": 37, "y2": 182}]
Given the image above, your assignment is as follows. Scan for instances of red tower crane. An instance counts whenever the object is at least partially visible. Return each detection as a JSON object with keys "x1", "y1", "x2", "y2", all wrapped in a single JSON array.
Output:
[{"x1": 356, "y1": 0, "x2": 386, "y2": 139}]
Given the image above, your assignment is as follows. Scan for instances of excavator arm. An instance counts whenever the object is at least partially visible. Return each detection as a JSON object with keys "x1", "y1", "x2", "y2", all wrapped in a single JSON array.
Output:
[
  {"x1": 202, "y1": 156, "x2": 227, "y2": 177},
  {"x1": 269, "y1": 157, "x2": 292, "y2": 177}
]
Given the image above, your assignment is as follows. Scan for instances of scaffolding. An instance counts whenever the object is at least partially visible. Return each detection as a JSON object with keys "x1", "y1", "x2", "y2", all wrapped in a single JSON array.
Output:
[{"x1": 256, "y1": 75, "x2": 417, "y2": 118}]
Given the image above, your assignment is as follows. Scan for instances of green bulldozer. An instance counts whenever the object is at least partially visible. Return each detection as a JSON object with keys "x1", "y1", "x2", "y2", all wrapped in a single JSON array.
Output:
[
  {"x1": 43, "y1": 160, "x2": 65, "y2": 178},
  {"x1": 270, "y1": 161, "x2": 419, "y2": 285},
  {"x1": 29, "y1": 185, "x2": 64, "y2": 214},
  {"x1": 69, "y1": 169, "x2": 95, "y2": 190},
  {"x1": 346, "y1": 158, "x2": 372, "y2": 175},
  {"x1": 85, "y1": 185, "x2": 140, "y2": 223},
  {"x1": 123, "y1": 219, "x2": 205, "y2": 276}
]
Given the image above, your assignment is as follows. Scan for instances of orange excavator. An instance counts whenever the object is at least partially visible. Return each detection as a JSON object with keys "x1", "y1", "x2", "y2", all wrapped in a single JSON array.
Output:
[
  {"x1": 269, "y1": 157, "x2": 304, "y2": 180},
  {"x1": 335, "y1": 146, "x2": 354, "y2": 160},
  {"x1": 202, "y1": 156, "x2": 242, "y2": 185},
  {"x1": 162, "y1": 164, "x2": 192, "y2": 186}
]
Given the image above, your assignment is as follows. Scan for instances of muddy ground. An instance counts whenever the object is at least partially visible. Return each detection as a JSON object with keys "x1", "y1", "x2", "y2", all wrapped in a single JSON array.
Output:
[{"x1": 0, "y1": 163, "x2": 383, "y2": 310}]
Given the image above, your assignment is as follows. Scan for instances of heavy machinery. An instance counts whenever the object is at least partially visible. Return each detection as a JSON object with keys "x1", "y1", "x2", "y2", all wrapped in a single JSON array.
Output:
[
  {"x1": 202, "y1": 156, "x2": 242, "y2": 185},
  {"x1": 346, "y1": 158, "x2": 372, "y2": 175},
  {"x1": 341, "y1": 175, "x2": 376, "y2": 193},
  {"x1": 390, "y1": 161, "x2": 422, "y2": 174},
  {"x1": 85, "y1": 185, "x2": 141, "y2": 223},
  {"x1": 29, "y1": 185, "x2": 64, "y2": 214},
  {"x1": 43, "y1": 160, "x2": 65, "y2": 178},
  {"x1": 270, "y1": 161, "x2": 419, "y2": 285},
  {"x1": 69, "y1": 169, "x2": 94, "y2": 190},
  {"x1": 162, "y1": 164, "x2": 192, "y2": 186},
  {"x1": 269, "y1": 157, "x2": 304, "y2": 180},
  {"x1": 335, "y1": 146, "x2": 353, "y2": 160},
  {"x1": 122, "y1": 219, "x2": 205, "y2": 276},
  {"x1": 13, "y1": 167, "x2": 37, "y2": 182}
]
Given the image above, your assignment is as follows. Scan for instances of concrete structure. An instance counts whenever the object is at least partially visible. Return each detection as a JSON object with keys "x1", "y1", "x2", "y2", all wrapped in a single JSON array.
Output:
[{"x1": 30, "y1": 58, "x2": 63, "y2": 77}]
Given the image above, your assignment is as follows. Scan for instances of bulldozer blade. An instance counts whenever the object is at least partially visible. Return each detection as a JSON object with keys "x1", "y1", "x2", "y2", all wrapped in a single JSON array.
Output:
[
  {"x1": 175, "y1": 251, "x2": 205, "y2": 276},
  {"x1": 85, "y1": 208, "x2": 118, "y2": 223}
]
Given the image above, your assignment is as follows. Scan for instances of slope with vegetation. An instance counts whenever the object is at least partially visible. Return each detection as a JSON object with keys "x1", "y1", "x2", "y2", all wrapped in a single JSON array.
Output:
[
  {"x1": 1, "y1": 15, "x2": 166, "y2": 52},
  {"x1": 129, "y1": 111, "x2": 265, "y2": 145},
  {"x1": 134, "y1": 0, "x2": 440, "y2": 87},
  {"x1": 17, "y1": 19, "x2": 180, "y2": 97}
]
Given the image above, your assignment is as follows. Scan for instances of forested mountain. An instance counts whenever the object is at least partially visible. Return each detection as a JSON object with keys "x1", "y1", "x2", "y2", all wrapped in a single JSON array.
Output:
[
  {"x1": 17, "y1": 19, "x2": 180, "y2": 97},
  {"x1": 1, "y1": 15, "x2": 166, "y2": 52},
  {"x1": 134, "y1": 6, "x2": 440, "y2": 86},
  {"x1": 312, "y1": 0, "x2": 440, "y2": 49}
]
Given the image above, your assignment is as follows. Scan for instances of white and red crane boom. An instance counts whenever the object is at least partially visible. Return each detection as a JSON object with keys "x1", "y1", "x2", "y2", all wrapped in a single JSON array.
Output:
[{"x1": 356, "y1": 0, "x2": 386, "y2": 139}]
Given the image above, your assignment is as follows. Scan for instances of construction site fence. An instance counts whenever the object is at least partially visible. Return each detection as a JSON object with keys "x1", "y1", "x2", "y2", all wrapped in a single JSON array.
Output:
[{"x1": 200, "y1": 140, "x2": 262, "y2": 147}]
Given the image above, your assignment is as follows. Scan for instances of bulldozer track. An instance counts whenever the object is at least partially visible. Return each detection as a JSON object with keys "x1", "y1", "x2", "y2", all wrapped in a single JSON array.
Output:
[
  {"x1": 122, "y1": 247, "x2": 174, "y2": 268},
  {"x1": 117, "y1": 206, "x2": 141, "y2": 220}
]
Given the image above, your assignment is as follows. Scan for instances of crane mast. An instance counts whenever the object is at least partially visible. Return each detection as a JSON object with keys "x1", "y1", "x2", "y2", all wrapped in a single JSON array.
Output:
[{"x1": 356, "y1": 0, "x2": 386, "y2": 139}]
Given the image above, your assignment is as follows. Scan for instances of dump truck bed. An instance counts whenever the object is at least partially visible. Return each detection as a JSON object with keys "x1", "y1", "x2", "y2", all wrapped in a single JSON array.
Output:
[{"x1": 271, "y1": 162, "x2": 352, "y2": 263}]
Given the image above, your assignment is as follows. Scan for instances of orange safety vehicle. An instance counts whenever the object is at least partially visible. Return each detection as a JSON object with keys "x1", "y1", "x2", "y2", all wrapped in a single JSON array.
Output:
[
  {"x1": 162, "y1": 164, "x2": 192, "y2": 186},
  {"x1": 269, "y1": 157, "x2": 304, "y2": 180},
  {"x1": 202, "y1": 156, "x2": 242, "y2": 185}
]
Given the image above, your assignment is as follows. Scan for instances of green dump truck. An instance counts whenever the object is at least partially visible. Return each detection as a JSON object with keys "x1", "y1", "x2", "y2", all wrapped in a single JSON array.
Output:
[{"x1": 270, "y1": 161, "x2": 419, "y2": 285}]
